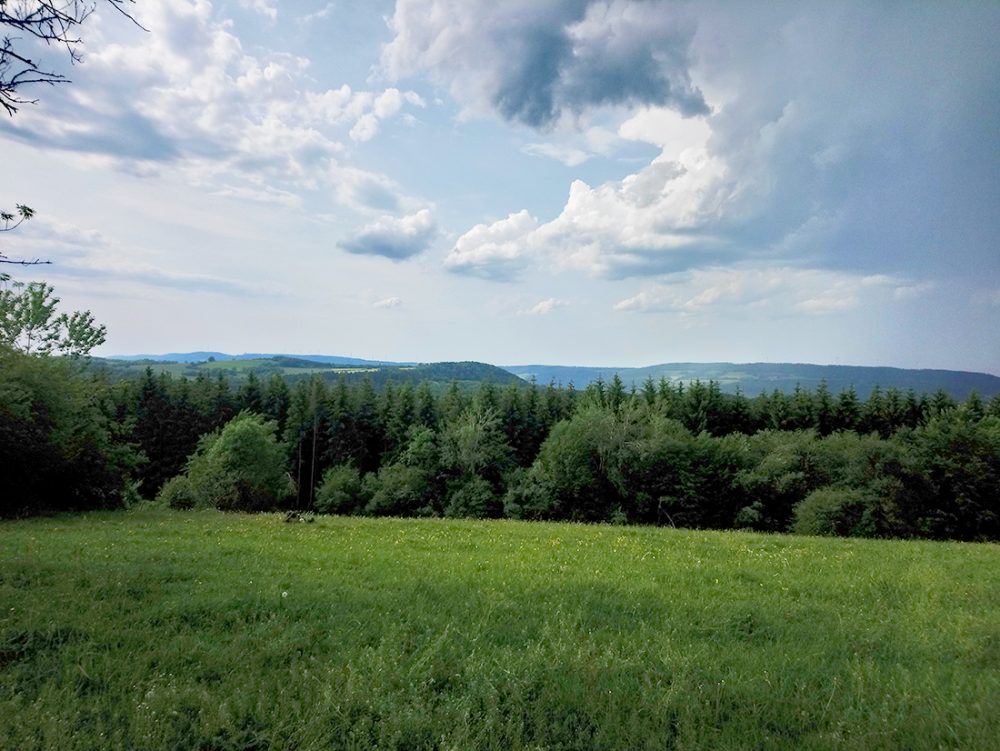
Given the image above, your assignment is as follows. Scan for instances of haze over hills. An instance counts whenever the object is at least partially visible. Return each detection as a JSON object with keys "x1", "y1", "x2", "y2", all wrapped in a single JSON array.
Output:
[{"x1": 104, "y1": 353, "x2": 1000, "y2": 399}]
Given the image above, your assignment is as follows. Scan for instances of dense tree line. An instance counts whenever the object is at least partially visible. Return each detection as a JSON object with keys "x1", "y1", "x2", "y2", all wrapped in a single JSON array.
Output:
[{"x1": 4, "y1": 349, "x2": 1000, "y2": 542}]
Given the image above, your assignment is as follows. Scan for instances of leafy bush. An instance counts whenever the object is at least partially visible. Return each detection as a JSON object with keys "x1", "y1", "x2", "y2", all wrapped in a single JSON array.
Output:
[
  {"x1": 156, "y1": 475, "x2": 198, "y2": 510},
  {"x1": 621, "y1": 417, "x2": 744, "y2": 528},
  {"x1": 443, "y1": 476, "x2": 499, "y2": 518},
  {"x1": 314, "y1": 463, "x2": 364, "y2": 515},
  {"x1": 793, "y1": 487, "x2": 873, "y2": 537},
  {"x1": 364, "y1": 463, "x2": 435, "y2": 516},
  {"x1": 518, "y1": 406, "x2": 632, "y2": 522},
  {"x1": 176, "y1": 411, "x2": 293, "y2": 511}
]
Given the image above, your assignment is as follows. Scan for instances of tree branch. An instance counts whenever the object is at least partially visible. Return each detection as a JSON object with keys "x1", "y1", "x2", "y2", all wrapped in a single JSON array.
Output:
[
  {"x1": 1, "y1": 1, "x2": 143, "y2": 115},
  {"x1": 0, "y1": 257, "x2": 53, "y2": 265}
]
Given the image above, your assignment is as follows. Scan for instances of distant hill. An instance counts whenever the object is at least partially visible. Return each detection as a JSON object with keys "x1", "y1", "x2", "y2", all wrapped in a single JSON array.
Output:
[
  {"x1": 101, "y1": 353, "x2": 1000, "y2": 399},
  {"x1": 92, "y1": 355, "x2": 521, "y2": 390},
  {"x1": 107, "y1": 352, "x2": 408, "y2": 366},
  {"x1": 504, "y1": 362, "x2": 1000, "y2": 400}
]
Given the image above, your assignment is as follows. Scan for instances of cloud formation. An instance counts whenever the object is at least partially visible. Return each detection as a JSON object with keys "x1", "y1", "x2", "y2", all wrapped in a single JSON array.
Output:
[
  {"x1": 444, "y1": 210, "x2": 538, "y2": 280},
  {"x1": 612, "y1": 267, "x2": 925, "y2": 317},
  {"x1": 382, "y1": 0, "x2": 708, "y2": 128},
  {"x1": 0, "y1": 1, "x2": 424, "y2": 207},
  {"x1": 445, "y1": 151, "x2": 728, "y2": 281},
  {"x1": 339, "y1": 209, "x2": 437, "y2": 260},
  {"x1": 425, "y1": 1, "x2": 999, "y2": 300},
  {"x1": 521, "y1": 298, "x2": 568, "y2": 316},
  {"x1": 238, "y1": 0, "x2": 277, "y2": 21},
  {"x1": 373, "y1": 297, "x2": 403, "y2": 309}
]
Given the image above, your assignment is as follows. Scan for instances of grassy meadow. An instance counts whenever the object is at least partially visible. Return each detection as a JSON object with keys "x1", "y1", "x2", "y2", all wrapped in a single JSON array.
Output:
[{"x1": 1, "y1": 508, "x2": 998, "y2": 750}]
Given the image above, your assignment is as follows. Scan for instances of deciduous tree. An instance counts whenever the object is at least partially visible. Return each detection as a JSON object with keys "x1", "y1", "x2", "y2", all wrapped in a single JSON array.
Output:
[{"x1": 0, "y1": 278, "x2": 105, "y2": 356}]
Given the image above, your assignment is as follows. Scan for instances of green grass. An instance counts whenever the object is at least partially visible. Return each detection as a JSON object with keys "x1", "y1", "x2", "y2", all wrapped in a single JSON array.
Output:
[{"x1": 2, "y1": 509, "x2": 998, "y2": 750}]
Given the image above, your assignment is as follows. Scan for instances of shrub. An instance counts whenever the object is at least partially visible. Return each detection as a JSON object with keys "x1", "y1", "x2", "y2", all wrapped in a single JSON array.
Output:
[
  {"x1": 157, "y1": 475, "x2": 198, "y2": 510},
  {"x1": 443, "y1": 476, "x2": 499, "y2": 518},
  {"x1": 314, "y1": 463, "x2": 364, "y2": 515},
  {"x1": 364, "y1": 464, "x2": 434, "y2": 517},
  {"x1": 793, "y1": 487, "x2": 872, "y2": 537},
  {"x1": 183, "y1": 411, "x2": 293, "y2": 511}
]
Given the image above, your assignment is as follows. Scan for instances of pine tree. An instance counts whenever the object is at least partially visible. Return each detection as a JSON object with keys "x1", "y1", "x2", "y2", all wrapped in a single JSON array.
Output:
[
  {"x1": 814, "y1": 380, "x2": 835, "y2": 435},
  {"x1": 132, "y1": 368, "x2": 173, "y2": 495},
  {"x1": 353, "y1": 378, "x2": 383, "y2": 474},
  {"x1": 641, "y1": 375, "x2": 657, "y2": 408},
  {"x1": 929, "y1": 388, "x2": 956, "y2": 417},
  {"x1": 788, "y1": 384, "x2": 814, "y2": 431},
  {"x1": 904, "y1": 389, "x2": 923, "y2": 428},
  {"x1": 440, "y1": 380, "x2": 467, "y2": 425},
  {"x1": 988, "y1": 393, "x2": 1000, "y2": 419},
  {"x1": 861, "y1": 385, "x2": 885, "y2": 435},
  {"x1": 236, "y1": 371, "x2": 264, "y2": 413},
  {"x1": 475, "y1": 381, "x2": 499, "y2": 413},
  {"x1": 607, "y1": 374, "x2": 627, "y2": 413},
  {"x1": 834, "y1": 386, "x2": 860, "y2": 432},
  {"x1": 964, "y1": 391, "x2": 985, "y2": 421},
  {"x1": 324, "y1": 378, "x2": 353, "y2": 468},
  {"x1": 261, "y1": 374, "x2": 290, "y2": 431},
  {"x1": 414, "y1": 381, "x2": 438, "y2": 429}
]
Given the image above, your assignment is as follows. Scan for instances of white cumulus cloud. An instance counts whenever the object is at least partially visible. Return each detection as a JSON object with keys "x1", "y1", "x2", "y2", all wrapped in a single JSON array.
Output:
[
  {"x1": 520, "y1": 298, "x2": 568, "y2": 316},
  {"x1": 444, "y1": 210, "x2": 539, "y2": 281},
  {"x1": 0, "y1": 0, "x2": 425, "y2": 211}
]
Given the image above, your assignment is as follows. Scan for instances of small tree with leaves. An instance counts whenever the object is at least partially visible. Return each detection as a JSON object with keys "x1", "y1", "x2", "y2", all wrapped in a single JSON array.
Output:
[{"x1": 0, "y1": 278, "x2": 105, "y2": 356}]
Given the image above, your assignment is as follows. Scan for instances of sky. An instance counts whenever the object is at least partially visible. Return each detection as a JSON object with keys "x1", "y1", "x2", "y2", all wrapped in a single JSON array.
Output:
[{"x1": 2, "y1": 0, "x2": 999, "y2": 373}]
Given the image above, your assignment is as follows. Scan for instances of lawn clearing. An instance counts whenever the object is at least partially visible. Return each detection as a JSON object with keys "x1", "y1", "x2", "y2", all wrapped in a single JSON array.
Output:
[{"x1": 1, "y1": 508, "x2": 998, "y2": 749}]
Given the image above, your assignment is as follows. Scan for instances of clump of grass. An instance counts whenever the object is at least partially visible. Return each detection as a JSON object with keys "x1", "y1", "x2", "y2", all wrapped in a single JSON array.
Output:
[{"x1": 1, "y1": 508, "x2": 998, "y2": 749}]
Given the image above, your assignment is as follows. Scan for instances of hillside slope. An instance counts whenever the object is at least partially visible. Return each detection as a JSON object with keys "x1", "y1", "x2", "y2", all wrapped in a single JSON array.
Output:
[{"x1": 2, "y1": 509, "x2": 997, "y2": 749}]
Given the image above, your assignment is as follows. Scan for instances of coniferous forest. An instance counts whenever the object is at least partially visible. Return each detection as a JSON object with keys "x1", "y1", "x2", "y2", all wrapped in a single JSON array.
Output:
[{"x1": 4, "y1": 348, "x2": 999, "y2": 542}]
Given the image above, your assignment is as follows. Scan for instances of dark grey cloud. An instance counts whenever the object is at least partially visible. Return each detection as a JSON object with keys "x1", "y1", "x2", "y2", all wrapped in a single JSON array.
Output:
[
  {"x1": 692, "y1": 2, "x2": 1000, "y2": 283},
  {"x1": 383, "y1": 0, "x2": 708, "y2": 128},
  {"x1": 493, "y1": 25, "x2": 573, "y2": 127},
  {"x1": 0, "y1": 108, "x2": 181, "y2": 162},
  {"x1": 339, "y1": 209, "x2": 437, "y2": 261},
  {"x1": 443, "y1": 1, "x2": 1000, "y2": 296}
]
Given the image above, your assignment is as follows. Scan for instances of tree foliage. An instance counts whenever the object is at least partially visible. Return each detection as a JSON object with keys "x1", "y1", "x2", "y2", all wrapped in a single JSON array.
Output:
[
  {"x1": 0, "y1": 346, "x2": 137, "y2": 516},
  {"x1": 157, "y1": 411, "x2": 293, "y2": 512},
  {"x1": 0, "y1": 279, "x2": 106, "y2": 355},
  {"x1": 7, "y1": 341, "x2": 1000, "y2": 543}
]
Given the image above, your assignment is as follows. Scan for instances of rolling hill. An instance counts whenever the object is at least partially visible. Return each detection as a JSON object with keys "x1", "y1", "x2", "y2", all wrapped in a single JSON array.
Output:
[
  {"x1": 102, "y1": 353, "x2": 1000, "y2": 398},
  {"x1": 94, "y1": 355, "x2": 522, "y2": 390},
  {"x1": 504, "y1": 362, "x2": 1000, "y2": 399}
]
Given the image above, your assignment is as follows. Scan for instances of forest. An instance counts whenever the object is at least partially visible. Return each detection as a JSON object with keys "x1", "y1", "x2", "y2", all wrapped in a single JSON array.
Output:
[{"x1": 3, "y1": 343, "x2": 999, "y2": 542}]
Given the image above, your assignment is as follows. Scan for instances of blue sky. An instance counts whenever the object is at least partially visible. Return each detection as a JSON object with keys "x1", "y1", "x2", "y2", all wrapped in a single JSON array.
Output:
[{"x1": 2, "y1": 0, "x2": 999, "y2": 372}]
